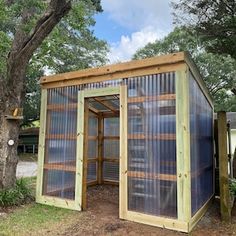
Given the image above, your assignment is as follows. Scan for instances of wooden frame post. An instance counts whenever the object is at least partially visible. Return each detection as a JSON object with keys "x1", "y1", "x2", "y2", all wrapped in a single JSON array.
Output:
[
  {"x1": 176, "y1": 66, "x2": 191, "y2": 222},
  {"x1": 98, "y1": 113, "x2": 104, "y2": 184},
  {"x1": 36, "y1": 89, "x2": 47, "y2": 201},
  {"x1": 119, "y1": 85, "x2": 128, "y2": 219},
  {"x1": 218, "y1": 111, "x2": 231, "y2": 222}
]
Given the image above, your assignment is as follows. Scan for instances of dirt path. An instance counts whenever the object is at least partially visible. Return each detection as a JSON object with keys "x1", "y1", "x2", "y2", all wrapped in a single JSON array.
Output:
[{"x1": 32, "y1": 185, "x2": 236, "y2": 236}]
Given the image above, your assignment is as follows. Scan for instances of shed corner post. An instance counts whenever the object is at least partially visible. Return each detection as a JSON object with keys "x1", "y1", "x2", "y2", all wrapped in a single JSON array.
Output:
[
  {"x1": 119, "y1": 85, "x2": 128, "y2": 220},
  {"x1": 36, "y1": 88, "x2": 48, "y2": 202},
  {"x1": 176, "y1": 65, "x2": 191, "y2": 225}
]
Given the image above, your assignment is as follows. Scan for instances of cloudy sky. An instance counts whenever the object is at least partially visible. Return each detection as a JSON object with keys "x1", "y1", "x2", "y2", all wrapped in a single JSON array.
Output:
[{"x1": 93, "y1": 0, "x2": 175, "y2": 63}]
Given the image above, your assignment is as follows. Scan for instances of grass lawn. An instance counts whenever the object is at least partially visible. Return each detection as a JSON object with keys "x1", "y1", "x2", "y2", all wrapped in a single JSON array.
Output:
[
  {"x1": 0, "y1": 177, "x2": 76, "y2": 236},
  {"x1": 0, "y1": 204, "x2": 76, "y2": 236}
]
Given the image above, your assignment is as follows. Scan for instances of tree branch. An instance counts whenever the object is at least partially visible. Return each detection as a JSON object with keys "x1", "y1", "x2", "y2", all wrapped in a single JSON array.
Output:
[{"x1": 7, "y1": 0, "x2": 72, "y2": 81}]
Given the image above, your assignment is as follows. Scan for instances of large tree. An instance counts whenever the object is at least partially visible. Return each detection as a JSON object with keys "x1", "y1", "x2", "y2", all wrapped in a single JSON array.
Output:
[
  {"x1": 172, "y1": 0, "x2": 236, "y2": 59},
  {"x1": 133, "y1": 27, "x2": 236, "y2": 111},
  {"x1": 0, "y1": 0, "x2": 105, "y2": 189}
]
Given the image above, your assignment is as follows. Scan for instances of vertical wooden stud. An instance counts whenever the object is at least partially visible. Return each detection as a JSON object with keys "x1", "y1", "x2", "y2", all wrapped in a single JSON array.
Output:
[
  {"x1": 98, "y1": 113, "x2": 104, "y2": 184},
  {"x1": 36, "y1": 89, "x2": 47, "y2": 201},
  {"x1": 82, "y1": 99, "x2": 89, "y2": 210},
  {"x1": 75, "y1": 91, "x2": 85, "y2": 211},
  {"x1": 119, "y1": 85, "x2": 128, "y2": 219},
  {"x1": 218, "y1": 111, "x2": 231, "y2": 222},
  {"x1": 176, "y1": 67, "x2": 191, "y2": 222}
]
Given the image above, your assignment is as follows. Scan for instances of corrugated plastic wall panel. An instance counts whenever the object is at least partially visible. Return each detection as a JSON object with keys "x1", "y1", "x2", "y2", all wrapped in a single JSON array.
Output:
[
  {"x1": 127, "y1": 73, "x2": 177, "y2": 218},
  {"x1": 189, "y1": 73, "x2": 214, "y2": 216}
]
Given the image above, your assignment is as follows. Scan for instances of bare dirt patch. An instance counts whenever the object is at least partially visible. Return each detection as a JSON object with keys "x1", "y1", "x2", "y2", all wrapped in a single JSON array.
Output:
[{"x1": 32, "y1": 185, "x2": 236, "y2": 236}]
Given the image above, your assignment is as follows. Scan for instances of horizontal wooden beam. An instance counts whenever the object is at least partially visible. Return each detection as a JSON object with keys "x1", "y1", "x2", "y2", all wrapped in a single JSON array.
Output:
[
  {"x1": 103, "y1": 158, "x2": 119, "y2": 163},
  {"x1": 47, "y1": 103, "x2": 77, "y2": 110},
  {"x1": 45, "y1": 134, "x2": 76, "y2": 140},
  {"x1": 103, "y1": 136, "x2": 120, "y2": 140},
  {"x1": 41, "y1": 63, "x2": 186, "y2": 89},
  {"x1": 128, "y1": 94, "x2": 175, "y2": 103},
  {"x1": 128, "y1": 133, "x2": 176, "y2": 140},
  {"x1": 44, "y1": 162, "x2": 76, "y2": 172},
  {"x1": 127, "y1": 171, "x2": 177, "y2": 181},
  {"x1": 41, "y1": 52, "x2": 185, "y2": 85}
]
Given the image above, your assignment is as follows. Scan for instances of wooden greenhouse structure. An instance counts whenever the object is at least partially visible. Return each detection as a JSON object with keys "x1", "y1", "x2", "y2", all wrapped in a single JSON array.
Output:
[{"x1": 36, "y1": 52, "x2": 214, "y2": 232}]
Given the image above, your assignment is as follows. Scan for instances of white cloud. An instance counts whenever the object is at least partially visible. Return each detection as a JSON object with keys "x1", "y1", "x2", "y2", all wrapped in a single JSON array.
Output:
[
  {"x1": 101, "y1": 0, "x2": 176, "y2": 63},
  {"x1": 102, "y1": 0, "x2": 174, "y2": 32},
  {"x1": 108, "y1": 26, "x2": 165, "y2": 63}
]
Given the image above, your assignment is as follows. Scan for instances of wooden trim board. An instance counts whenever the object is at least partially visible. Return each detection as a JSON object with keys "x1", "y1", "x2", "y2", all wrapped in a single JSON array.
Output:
[
  {"x1": 126, "y1": 211, "x2": 189, "y2": 233},
  {"x1": 36, "y1": 89, "x2": 47, "y2": 202},
  {"x1": 119, "y1": 85, "x2": 128, "y2": 219},
  {"x1": 176, "y1": 66, "x2": 191, "y2": 221},
  {"x1": 41, "y1": 52, "x2": 185, "y2": 85}
]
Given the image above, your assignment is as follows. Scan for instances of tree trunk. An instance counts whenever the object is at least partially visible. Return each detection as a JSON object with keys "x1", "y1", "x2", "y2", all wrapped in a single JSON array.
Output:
[{"x1": 0, "y1": 0, "x2": 72, "y2": 190}]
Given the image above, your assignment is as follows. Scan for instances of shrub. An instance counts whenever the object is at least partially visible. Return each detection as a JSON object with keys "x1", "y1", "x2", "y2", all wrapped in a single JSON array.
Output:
[
  {"x1": 0, "y1": 178, "x2": 34, "y2": 207},
  {"x1": 230, "y1": 178, "x2": 236, "y2": 196}
]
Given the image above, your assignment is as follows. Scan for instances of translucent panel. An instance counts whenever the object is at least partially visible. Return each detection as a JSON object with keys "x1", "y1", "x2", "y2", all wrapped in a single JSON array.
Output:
[
  {"x1": 43, "y1": 169, "x2": 75, "y2": 200},
  {"x1": 104, "y1": 117, "x2": 119, "y2": 136},
  {"x1": 103, "y1": 162, "x2": 119, "y2": 181},
  {"x1": 87, "y1": 162, "x2": 97, "y2": 182},
  {"x1": 127, "y1": 72, "x2": 177, "y2": 218},
  {"x1": 43, "y1": 87, "x2": 78, "y2": 200},
  {"x1": 88, "y1": 140, "x2": 98, "y2": 158},
  {"x1": 104, "y1": 140, "x2": 119, "y2": 158},
  {"x1": 88, "y1": 116, "x2": 98, "y2": 136},
  {"x1": 189, "y1": 73, "x2": 214, "y2": 216}
]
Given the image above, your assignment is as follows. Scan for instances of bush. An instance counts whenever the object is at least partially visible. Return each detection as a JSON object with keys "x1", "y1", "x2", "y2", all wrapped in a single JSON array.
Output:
[
  {"x1": 230, "y1": 178, "x2": 236, "y2": 196},
  {"x1": 0, "y1": 178, "x2": 34, "y2": 207}
]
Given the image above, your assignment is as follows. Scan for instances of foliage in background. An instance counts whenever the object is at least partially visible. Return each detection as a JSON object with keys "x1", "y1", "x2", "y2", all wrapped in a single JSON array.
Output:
[
  {"x1": 133, "y1": 27, "x2": 236, "y2": 111},
  {"x1": 230, "y1": 178, "x2": 236, "y2": 197},
  {"x1": 172, "y1": 0, "x2": 236, "y2": 59},
  {"x1": 0, "y1": 178, "x2": 34, "y2": 207},
  {"x1": 0, "y1": 0, "x2": 108, "y2": 126}
]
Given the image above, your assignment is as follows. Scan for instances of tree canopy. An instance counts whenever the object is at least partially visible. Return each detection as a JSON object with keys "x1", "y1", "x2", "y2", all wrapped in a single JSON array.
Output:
[
  {"x1": 0, "y1": 0, "x2": 108, "y2": 126},
  {"x1": 133, "y1": 27, "x2": 236, "y2": 111},
  {"x1": 172, "y1": 0, "x2": 236, "y2": 59}
]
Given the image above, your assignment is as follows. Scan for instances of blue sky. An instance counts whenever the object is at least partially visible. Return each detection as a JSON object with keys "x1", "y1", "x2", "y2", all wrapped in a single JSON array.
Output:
[{"x1": 93, "y1": 0, "x2": 176, "y2": 63}]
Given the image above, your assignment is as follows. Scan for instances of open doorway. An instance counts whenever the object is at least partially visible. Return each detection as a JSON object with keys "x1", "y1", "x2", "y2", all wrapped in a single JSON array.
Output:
[{"x1": 81, "y1": 89, "x2": 120, "y2": 211}]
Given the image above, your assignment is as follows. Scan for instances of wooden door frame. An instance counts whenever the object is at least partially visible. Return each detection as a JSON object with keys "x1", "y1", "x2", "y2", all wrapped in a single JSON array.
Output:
[{"x1": 77, "y1": 86, "x2": 127, "y2": 211}]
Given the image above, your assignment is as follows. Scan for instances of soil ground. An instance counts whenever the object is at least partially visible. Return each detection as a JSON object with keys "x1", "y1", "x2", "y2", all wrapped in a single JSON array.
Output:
[{"x1": 32, "y1": 185, "x2": 236, "y2": 236}]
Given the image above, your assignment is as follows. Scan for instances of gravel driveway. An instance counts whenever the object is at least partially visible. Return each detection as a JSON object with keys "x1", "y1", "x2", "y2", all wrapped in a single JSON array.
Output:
[{"x1": 16, "y1": 161, "x2": 37, "y2": 178}]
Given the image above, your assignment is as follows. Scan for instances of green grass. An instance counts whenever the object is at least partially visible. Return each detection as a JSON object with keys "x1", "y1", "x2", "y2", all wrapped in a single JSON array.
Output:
[
  {"x1": 0, "y1": 203, "x2": 75, "y2": 236},
  {"x1": 0, "y1": 177, "x2": 75, "y2": 236}
]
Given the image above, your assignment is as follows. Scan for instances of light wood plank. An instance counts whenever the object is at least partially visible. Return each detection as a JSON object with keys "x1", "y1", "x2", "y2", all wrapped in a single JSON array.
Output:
[
  {"x1": 127, "y1": 171, "x2": 177, "y2": 181},
  {"x1": 126, "y1": 211, "x2": 188, "y2": 233},
  {"x1": 128, "y1": 133, "x2": 176, "y2": 140},
  {"x1": 82, "y1": 99, "x2": 89, "y2": 210},
  {"x1": 74, "y1": 91, "x2": 85, "y2": 211},
  {"x1": 42, "y1": 63, "x2": 186, "y2": 89},
  {"x1": 127, "y1": 94, "x2": 175, "y2": 103},
  {"x1": 176, "y1": 67, "x2": 191, "y2": 222},
  {"x1": 36, "y1": 89, "x2": 47, "y2": 202},
  {"x1": 41, "y1": 53, "x2": 185, "y2": 84},
  {"x1": 98, "y1": 114, "x2": 104, "y2": 184},
  {"x1": 119, "y1": 85, "x2": 128, "y2": 219}
]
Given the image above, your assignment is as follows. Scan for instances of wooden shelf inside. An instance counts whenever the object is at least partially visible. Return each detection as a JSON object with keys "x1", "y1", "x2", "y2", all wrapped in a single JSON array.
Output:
[{"x1": 128, "y1": 94, "x2": 175, "y2": 103}]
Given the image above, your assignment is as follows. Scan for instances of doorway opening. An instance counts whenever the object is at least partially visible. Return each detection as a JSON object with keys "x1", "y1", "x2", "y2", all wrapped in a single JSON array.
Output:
[{"x1": 82, "y1": 93, "x2": 120, "y2": 211}]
